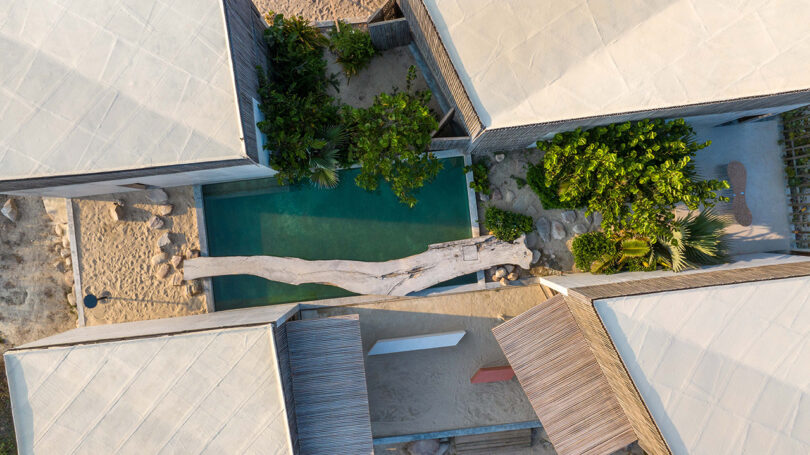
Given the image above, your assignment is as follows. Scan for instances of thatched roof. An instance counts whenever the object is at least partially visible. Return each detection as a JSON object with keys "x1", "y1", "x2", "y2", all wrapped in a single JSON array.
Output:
[{"x1": 493, "y1": 295, "x2": 637, "y2": 455}]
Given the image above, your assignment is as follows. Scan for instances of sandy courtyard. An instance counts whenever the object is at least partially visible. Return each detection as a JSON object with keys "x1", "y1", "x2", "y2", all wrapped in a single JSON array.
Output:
[
  {"x1": 310, "y1": 285, "x2": 546, "y2": 438},
  {"x1": 73, "y1": 186, "x2": 207, "y2": 326},
  {"x1": 253, "y1": 0, "x2": 388, "y2": 22}
]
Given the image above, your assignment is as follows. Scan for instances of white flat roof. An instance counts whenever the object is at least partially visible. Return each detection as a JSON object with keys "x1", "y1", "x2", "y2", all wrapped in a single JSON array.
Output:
[
  {"x1": 5, "y1": 326, "x2": 293, "y2": 454},
  {"x1": 595, "y1": 277, "x2": 810, "y2": 454},
  {"x1": 424, "y1": 0, "x2": 810, "y2": 128},
  {"x1": 0, "y1": 0, "x2": 246, "y2": 181}
]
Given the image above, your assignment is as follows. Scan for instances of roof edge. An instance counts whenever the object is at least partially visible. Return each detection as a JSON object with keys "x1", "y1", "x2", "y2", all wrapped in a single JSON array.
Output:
[{"x1": 569, "y1": 261, "x2": 810, "y2": 303}]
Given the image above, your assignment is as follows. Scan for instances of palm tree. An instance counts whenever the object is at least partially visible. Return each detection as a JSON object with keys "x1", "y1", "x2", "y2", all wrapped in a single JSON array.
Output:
[
  {"x1": 308, "y1": 125, "x2": 346, "y2": 189},
  {"x1": 657, "y1": 209, "x2": 730, "y2": 272},
  {"x1": 590, "y1": 238, "x2": 650, "y2": 274}
]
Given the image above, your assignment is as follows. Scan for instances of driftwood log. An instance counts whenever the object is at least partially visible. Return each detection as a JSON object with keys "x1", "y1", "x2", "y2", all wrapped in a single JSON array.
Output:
[{"x1": 183, "y1": 235, "x2": 531, "y2": 296}]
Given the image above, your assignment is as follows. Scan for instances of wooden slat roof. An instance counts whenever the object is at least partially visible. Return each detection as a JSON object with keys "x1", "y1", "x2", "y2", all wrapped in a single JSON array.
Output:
[
  {"x1": 285, "y1": 315, "x2": 374, "y2": 455},
  {"x1": 492, "y1": 295, "x2": 637, "y2": 455}
]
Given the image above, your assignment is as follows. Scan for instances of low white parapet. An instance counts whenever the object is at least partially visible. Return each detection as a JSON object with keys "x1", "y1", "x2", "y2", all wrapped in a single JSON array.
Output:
[{"x1": 368, "y1": 330, "x2": 466, "y2": 356}]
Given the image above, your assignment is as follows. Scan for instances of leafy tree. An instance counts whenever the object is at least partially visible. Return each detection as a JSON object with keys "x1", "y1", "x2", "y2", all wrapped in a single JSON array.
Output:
[
  {"x1": 344, "y1": 66, "x2": 440, "y2": 207},
  {"x1": 540, "y1": 119, "x2": 729, "y2": 240},
  {"x1": 329, "y1": 21, "x2": 377, "y2": 77},
  {"x1": 526, "y1": 160, "x2": 582, "y2": 209},
  {"x1": 484, "y1": 206, "x2": 533, "y2": 242},
  {"x1": 257, "y1": 13, "x2": 341, "y2": 185}
]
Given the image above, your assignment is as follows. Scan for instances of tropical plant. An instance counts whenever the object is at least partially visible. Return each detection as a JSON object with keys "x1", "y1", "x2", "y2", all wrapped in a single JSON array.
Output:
[
  {"x1": 539, "y1": 119, "x2": 729, "y2": 240},
  {"x1": 308, "y1": 125, "x2": 347, "y2": 188},
  {"x1": 484, "y1": 206, "x2": 533, "y2": 242},
  {"x1": 526, "y1": 160, "x2": 582, "y2": 210},
  {"x1": 257, "y1": 13, "x2": 342, "y2": 185},
  {"x1": 329, "y1": 21, "x2": 377, "y2": 77},
  {"x1": 464, "y1": 158, "x2": 491, "y2": 195},
  {"x1": 656, "y1": 209, "x2": 730, "y2": 272},
  {"x1": 344, "y1": 66, "x2": 440, "y2": 207},
  {"x1": 571, "y1": 232, "x2": 615, "y2": 272}
]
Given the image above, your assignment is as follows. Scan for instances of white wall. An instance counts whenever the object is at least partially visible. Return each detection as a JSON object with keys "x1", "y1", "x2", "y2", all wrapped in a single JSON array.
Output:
[{"x1": 5, "y1": 163, "x2": 277, "y2": 197}]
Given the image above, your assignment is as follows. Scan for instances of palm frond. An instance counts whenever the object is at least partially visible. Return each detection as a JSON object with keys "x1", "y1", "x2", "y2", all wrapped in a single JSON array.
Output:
[
  {"x1": 309, "y1": 166, "x2": 339, "y2": 188},
  {"x1": 658, "y1": 209, "x2": 729, "y2": 272}
]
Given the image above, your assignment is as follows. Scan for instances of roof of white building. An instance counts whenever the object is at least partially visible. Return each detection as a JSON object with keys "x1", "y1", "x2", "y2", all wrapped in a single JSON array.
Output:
[
  {"x1": 423, "y1": 0, "x2": 810, "y2": 128},
  {"x1": 595, "y1": 277, "x2": 810, "y2": 454},
  {"x1": 0, "y1": 0, "x2": 247, "y2": 182},
  {"x1": 4, "y1": 325, "x2": 293, "y2": 454}
]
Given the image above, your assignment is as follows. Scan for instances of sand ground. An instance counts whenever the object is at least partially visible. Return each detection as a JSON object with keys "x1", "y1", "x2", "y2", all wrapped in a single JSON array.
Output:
[
  {"x1": 0, "y1": 196, "x2": 77, "y2": 451},
  {"x1": 327, "y1": 45, "x2": 443, "y2": 115},
  {"x1": 73, "y1": 186, "x2": 207, "y2": 325},
  {"x1": 310, "y1": 285, "x2": 545, "y2": 438},
  {"x1": 253, "y1": 0, "x2": 388, "y2": 22}
]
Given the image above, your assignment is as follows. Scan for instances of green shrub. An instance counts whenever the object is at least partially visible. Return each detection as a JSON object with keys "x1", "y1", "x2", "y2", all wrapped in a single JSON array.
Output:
[
  {"x1": 329, "y1": 21, "x2": 376, "y2": 77},
  {"x1": 257, "y1": 13, "x2": 342, "y2": 185},
  {"x1": 526, "y1": 161, "x2": 581, "y2": 210},
  {"x1": 571, "y1": 232, "x2": 616, "y2": 272},
  {"x1": 464, "y1": 158, "x2": 491, "y2": 195},
  {"x1": 484, "y1": 206, "x2": 533, "y2": 242},
  {"x1": 344, "y1": 66, "x2": 440, "y2": 207},
  {"x1": 539, "y1": 119, "x2": 728, "y2": 240}
]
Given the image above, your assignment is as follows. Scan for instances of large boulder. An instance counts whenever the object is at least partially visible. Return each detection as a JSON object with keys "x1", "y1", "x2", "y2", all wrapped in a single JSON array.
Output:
[
  {"x1": 572, "y1": 223, "x2": 588, "y2": 235},
  {"x1": 148, "y1": 215, "x2": 164, "y2": 230},
  {"x1": 561, "y1": 210, "x2": 577, "y2": 224},
  {"x1": 110, "y1": 204, "x2": 125, "y2": 221},
  {"x1": 536, "y1": 217, "x2": 551, "y2": 242},
  {"x1": 2, "y1": 198, "x2": 19, "y2": 222},
  {"x1": 146, "y1": 188, "x2": 169, "y2": 204},
  {"x1": 42, "y1": 197, "x2": 67, "y2": 224},
  {"x1": 551, "y1": 221, "x2": 566, "y2": 240}
]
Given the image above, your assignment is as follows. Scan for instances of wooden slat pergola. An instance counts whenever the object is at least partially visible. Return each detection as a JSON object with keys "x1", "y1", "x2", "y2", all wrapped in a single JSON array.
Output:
[
  {"x1": 492, "y1": 295, "x2": 637, "y2": 455},
  {"x1": 284, "y1": 315, "x2": 374, "y2": 455}
]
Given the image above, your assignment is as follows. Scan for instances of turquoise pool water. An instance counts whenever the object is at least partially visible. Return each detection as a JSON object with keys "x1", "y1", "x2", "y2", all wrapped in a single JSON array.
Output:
[{"x1": 203, "y1": 157, "x2": 474, "y2": 310}]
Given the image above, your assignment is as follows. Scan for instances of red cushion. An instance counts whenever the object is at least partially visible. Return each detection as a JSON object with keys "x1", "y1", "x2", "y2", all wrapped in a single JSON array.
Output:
[{"x1": 470, "y1": 366, "x2": 515, "y2": 383}]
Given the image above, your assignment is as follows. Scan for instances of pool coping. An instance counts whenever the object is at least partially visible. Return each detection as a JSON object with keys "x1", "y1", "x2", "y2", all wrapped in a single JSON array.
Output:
[{"x1": 192, "y1": 149, "x2": 485, "y2": 311}]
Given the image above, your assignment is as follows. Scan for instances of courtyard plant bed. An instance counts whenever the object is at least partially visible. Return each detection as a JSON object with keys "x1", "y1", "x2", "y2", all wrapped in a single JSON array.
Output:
[
  {"x1": 537, "y1": 119, "x2": 731, "y2": 274},
  {"x1": 471, "y1": 118, "x2": 734, "y2": 277},
  {"x1": 257, "y1": 13, "x2": 443, "y2": 207}
]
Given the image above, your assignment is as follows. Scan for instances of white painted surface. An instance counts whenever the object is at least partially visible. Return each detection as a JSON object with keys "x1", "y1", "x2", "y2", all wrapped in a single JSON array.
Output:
[
  {"x1": 368, "y1": 330, "x2": 465, "y2": 355},
  {"x1": 15, "y1": 303, "x2": 299, "y2": 349},
  {"x1": 540, "y1": 253, "x2": 810, "y2": 294},
  {"x1": 4, "y1": 163, "x2": 276, "y2": 198},
  {"x1": 5, "y1": 325, "x2": 294, "y2": 454},
  {"x1": 0, "y1": 0, "x2": 247, "y2": 181},
  {"x1": 595, "y1": 277, "x2": 810, "y2": 455},
  {"x1": 423, "y1": 0, "x2": 810, "y2": 128}
]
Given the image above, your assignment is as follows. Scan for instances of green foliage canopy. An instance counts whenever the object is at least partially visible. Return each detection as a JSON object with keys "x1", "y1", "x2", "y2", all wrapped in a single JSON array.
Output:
[
  {"x1": 329, "y1": 21, "x2": 376, "y2": 77},
  {"x1": 344, "y1": 67, "x2": 440, "y2": 207},
  {"x1": 539, "y1": 119, "x2": 729, "y2": 240},
  {"x1": 484, "y1": 206, "x2": 533, "y2": 242}
]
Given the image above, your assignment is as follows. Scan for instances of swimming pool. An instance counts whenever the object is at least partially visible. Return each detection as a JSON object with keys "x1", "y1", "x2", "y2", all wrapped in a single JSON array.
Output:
[{"x1": 202, "y1": 157, "x2": 474, "y2": 310}]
